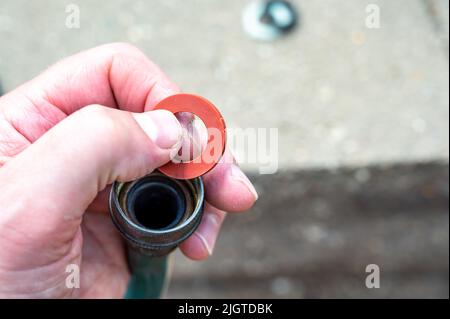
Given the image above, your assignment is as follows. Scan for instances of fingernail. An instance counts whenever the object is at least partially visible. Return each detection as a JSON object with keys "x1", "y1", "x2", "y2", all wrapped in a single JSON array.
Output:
[
  {"x1": 230, "y1": 164, "x2": 259, "y2": 200},
  {"x1": 134, "y1": 110, "x2": 182, "y2": 150},
  {"x1": 194, "y1": 232, "x2": 213, "y2": 256}
]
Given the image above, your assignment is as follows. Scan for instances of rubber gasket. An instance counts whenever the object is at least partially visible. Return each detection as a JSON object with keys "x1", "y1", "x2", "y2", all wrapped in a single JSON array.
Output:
[{"x1": 153, "y1": 93, "x2": 226, "y2": 180}]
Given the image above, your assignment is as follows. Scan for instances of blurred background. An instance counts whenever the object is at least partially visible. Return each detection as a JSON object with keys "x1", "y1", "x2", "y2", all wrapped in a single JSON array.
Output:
[{"x1": 0, "y1": 0, "x2": 448, "y2": 298}]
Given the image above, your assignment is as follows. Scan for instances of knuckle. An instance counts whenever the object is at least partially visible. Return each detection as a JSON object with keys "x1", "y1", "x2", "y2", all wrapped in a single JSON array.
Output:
[
  {"x1": 79, "y1": 104, "x2": 110, "y2": 119},
  {"x1": 104, "y1": 42, "x2": 146, "y2": 59},
  {"x1": 76, "y1": 105, "x2": 119, "y2": 135}
]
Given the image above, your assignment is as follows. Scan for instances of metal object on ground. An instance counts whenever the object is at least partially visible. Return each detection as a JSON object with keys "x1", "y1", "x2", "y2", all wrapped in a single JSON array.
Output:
[{"x1": 242, "y1": 0, "x2": 298, "y2": 41}]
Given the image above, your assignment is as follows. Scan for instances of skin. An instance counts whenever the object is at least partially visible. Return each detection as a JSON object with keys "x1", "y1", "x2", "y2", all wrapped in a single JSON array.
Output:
[{"x1": 0, "y1": 43, "x2": 257, "y2": 298}]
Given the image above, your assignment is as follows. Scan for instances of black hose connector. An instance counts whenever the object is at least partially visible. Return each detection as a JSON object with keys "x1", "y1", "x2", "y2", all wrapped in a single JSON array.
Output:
[{"x1": 109, "y1": 171, "x2": 204, "y2": 257}]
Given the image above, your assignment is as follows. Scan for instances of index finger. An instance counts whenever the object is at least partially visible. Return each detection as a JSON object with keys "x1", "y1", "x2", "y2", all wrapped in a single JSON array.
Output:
[{"x1": 0, "y1": 42, "x2": 179, "y2": 143}]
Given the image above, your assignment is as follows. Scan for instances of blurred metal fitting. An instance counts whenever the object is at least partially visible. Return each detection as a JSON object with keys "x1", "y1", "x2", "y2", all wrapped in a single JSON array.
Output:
[
  {"x1": 109, "y1": 171, "x2": 204, "y2": 257},
  {"x1": 242, "y1": 0, "x2": 298, "y2": 41}
]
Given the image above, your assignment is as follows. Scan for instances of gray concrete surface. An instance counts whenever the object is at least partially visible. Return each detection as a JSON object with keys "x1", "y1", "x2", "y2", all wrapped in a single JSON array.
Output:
[
  {"x1": 168, "y1": 163, "x2": 449, "y2": 298},
  {"x1": 0, "y1": 0, "x2": 448, "y2": 298},
  {"x1": 0, "y1": 0, "x2": 448, "y2": 170}
]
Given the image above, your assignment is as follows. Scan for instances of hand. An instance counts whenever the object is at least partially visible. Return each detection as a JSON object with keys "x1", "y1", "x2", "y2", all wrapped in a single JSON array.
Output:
[{"x1": 0, "y1": 43, "x2": 257, "y2": 298}]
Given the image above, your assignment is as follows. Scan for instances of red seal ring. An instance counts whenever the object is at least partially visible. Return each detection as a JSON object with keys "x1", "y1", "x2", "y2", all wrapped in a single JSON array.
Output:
[{"x1": 153, "y1": 93, "x2": 226, "y2": 180}]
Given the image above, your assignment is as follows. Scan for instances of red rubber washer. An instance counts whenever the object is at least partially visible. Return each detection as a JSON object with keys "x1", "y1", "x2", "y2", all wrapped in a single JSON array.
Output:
[{"x1": 153, "y1": 93, "x2": 226, "y2": 180}]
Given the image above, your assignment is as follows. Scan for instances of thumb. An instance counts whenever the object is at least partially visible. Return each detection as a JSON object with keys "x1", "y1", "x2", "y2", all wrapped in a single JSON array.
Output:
[{"x1": 0, "y1": 104, "x2": 182, "y2": 261}]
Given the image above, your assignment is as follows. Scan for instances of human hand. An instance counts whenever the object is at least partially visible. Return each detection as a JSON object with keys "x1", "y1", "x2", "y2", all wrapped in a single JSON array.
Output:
[{"x1": 0, "y1": 43, "x2": 257, "y2": 298}]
